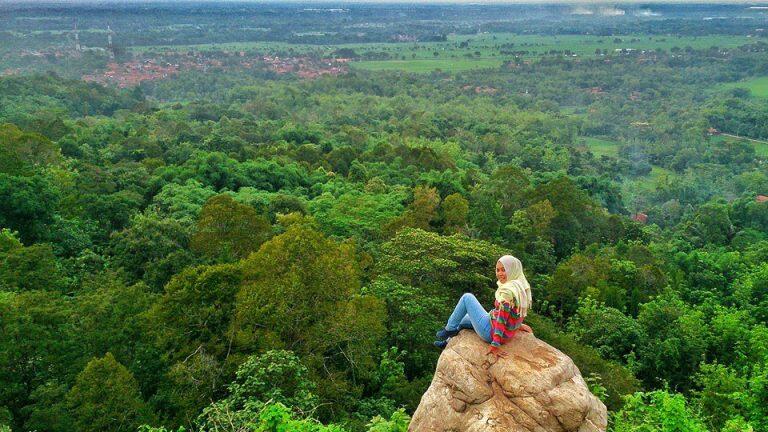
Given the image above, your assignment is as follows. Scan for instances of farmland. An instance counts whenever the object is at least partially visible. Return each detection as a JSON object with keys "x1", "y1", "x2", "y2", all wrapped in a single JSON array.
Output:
[
  {"x1": 130, "y1": 34, "x2": 755, "y2": 72},
  {"x1": 723, "y1": 76, "x2": 768, "y2": 99}
]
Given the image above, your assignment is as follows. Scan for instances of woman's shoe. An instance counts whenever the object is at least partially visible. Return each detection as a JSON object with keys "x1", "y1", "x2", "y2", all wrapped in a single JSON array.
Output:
[
  {"x1": 433, "y1": 339, "x2": 448, "y2": 349},
  {"x1": 435, "y1": 327, "x2": 460, "y2": 340}
]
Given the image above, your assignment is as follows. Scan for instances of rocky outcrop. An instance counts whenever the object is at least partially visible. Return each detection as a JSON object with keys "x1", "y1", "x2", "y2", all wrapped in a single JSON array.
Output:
[{"x1": 409, "y1": 330, "x2": 607, "y2": 432}]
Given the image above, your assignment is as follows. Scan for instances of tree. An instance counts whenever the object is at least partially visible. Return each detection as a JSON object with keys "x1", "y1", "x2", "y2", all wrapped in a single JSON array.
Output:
[
  {"x1": 383, "y1": 185, "x2": 440, "y2": 236},
  {"x1": 233, "y1": 222, "x2": 386, "y2": 417},
  {"x1": 146, "y1": 263, "x2": 244, "y2": 363},
  {"x1": 191, "y1": 194, "x2": 272, "y2": 261},
  {"x1": 0, "y1": 243, "x2": 64, "y2": 292},
  {"x1": 66, "y1": 353, "x2": 155, "y2": 432},
  {"x1": 612, "y1": 390, "x2": 708, "y2": 432},
  {"x1": 0, "y1": 123, "x2": 61, "y2": 176},
  {"x1": 376, "y1": 228, "x2": 506, "y2": 300},
  {"x1": 309, "y1": 189, "x2": 406, "y2": 241},
  {"x1": 217, "y1": 350, "x2": 319, "y2": 416},
  {"x1": 0, "y1": 291, "x2": 75, "y2": 431},
  {"x1": 149, "y1": 180, "x2": 217, "y2": 227},
  {"x1": 683, "y1": 201, "x2": 737, "y2": 247},
  {"x1": 635, "y1": 292, "x2": 708, "y2": 391},
  {"x1": 21, "y1": 380, "x2": 73, "y2": 432},
  {"x1": 567, "y1": 297, "x2": 646, "y2": 363},
  {"x1": 0, "y1": 229, "x2": 21, "y2": 253},
  {"x1": 525, "y1": 177, "x2": 609, "y2": 259},
  {"x1": 692, "y1": 362, "x2": 749, "y2": 431},
  {"x1": 110, "y1": 212, "x2": 196, "y2": 291},
  {"x1": 0, "y1": 173, "x2": 59, "y2": 244},
  {"x1": 363, "y1": 277, "x2": 446, "y2": 377},
  {"x1": 440, "y1": 193, "x2": 469, "y2": 234}
]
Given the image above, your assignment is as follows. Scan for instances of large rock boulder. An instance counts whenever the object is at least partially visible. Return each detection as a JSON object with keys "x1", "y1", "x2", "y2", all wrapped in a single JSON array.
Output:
[{"x1": 409, "y1": 330, "x2": 607, "y2": 432}]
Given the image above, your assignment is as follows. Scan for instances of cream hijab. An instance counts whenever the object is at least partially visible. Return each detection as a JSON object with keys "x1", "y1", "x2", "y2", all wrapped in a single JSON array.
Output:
[{"x1": 496, "y1": 255, "x2": 532, "y2": 319}]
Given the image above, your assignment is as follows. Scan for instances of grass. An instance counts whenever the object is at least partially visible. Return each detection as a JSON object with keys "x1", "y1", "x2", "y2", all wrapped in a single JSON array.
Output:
[
  {"x1": 712, "y1": 134, "x2": 768, "y2": 158},
  {"x1": 580, "y1": 136, "x2": 621, "y2": 157},
  {"x1": 627, "y1": 165, "x2": 676, "y2": 192},
  {"x1": 722, "y1": 76, "x2": 768, "y2": 98},
  {"x1": 350, "y1": 58, "x2": 502, "y2": 73},
  {"x1": 129, "y1": 34, "x2": 754, "y2": 73},
  {"x1": 756, "y1": 141, "x2": 768, "y2": 157}
]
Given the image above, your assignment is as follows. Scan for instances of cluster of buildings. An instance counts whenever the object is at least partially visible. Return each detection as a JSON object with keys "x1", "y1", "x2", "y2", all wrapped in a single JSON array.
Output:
[
  {"x1": 261, "y1": 55, "x2": 350, "y2": 79},
  {"x1": 1, "y1": 68, "x2": 20, "y2": 77},
  {"x1": 462, "y1": 85, "x2": 498, "y2": 94},
  {"x1": 82, "y1": 60, "x2": 183, "y2": 88},
  {"x1": 79, "y1": 54, "x2": 349, "y2": 88}
]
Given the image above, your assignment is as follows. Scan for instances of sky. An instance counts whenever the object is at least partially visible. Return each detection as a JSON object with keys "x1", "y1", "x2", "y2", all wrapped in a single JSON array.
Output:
[{"x1": 3, "y1": 0, "x2": 768, "y2": 4}]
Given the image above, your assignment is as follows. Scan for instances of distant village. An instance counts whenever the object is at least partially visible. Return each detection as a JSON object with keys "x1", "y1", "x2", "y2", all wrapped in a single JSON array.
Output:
[
  {"x1": 82, "y1": 53, "x2": 350, "y2": 88},
  {"x1": 16, "y1": 24, "x2": 350, "y2": 88}
]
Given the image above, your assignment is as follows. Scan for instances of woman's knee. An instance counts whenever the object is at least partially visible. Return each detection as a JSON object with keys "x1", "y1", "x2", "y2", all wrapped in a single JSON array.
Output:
[{"x1": 461, "y1": 292, "x2": 476, "y2": 302}]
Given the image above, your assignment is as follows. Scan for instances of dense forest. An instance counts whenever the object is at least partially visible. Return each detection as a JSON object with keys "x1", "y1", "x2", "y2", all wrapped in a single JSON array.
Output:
[{"x1": 2, "y1": 3, "x2": 768, "y2": 432}]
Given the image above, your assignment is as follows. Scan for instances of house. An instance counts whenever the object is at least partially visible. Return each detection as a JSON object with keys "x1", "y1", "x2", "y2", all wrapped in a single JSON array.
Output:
[{"x1": 631, "y1": 213, "x2": 648, "y2": 223}]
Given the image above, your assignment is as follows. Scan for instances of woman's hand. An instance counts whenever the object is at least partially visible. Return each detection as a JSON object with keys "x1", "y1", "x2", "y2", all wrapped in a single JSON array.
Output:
[{"x1": 487, "y1": 345, "x2": 509, "y2": 359}]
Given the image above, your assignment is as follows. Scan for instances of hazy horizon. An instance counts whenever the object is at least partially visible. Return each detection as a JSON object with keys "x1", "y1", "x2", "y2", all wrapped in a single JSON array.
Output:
[{"x1": 3, "y1": 0, "x2": 768, "y2": 4}]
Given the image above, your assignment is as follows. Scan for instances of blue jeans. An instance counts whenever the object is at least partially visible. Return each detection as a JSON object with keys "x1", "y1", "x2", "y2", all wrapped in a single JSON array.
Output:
[{"x1": 445, "y1": 293, "x2": 492, "y2": 343}]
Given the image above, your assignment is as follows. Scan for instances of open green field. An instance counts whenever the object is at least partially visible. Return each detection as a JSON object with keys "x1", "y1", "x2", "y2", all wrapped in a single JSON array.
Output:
[
  {"x1": 625, "y1": 165, "x2": 678, "y2": 193},
  {"x1": 712, "y1": 134, "x2": 768, "y2": 157},
  {"x1": 756, "y1": 142, "x2": 768, "y2": 157},
  {"x1": 350, "y1": 58, "x2": 503, "y2": 73},
  {"x1": 130, "y1": 34, "x2": 754, "y2": 73},
  {"x1": 580, "y1": 136, "x2": 621, "y2": 157},
  {"x1": 722, "y1": 76, "x2": 768, "y2": 98}
]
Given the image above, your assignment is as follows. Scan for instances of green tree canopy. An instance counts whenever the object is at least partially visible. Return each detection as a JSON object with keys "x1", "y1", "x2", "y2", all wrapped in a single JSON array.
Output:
[{"x1": 65, "y1": 353, "x2": 155, "y2": 432}]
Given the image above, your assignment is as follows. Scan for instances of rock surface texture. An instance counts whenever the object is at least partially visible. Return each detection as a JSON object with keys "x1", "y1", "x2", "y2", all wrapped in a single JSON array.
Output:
[{"x1": 409, "y1": 330, "x2": 607, "y2": 432}]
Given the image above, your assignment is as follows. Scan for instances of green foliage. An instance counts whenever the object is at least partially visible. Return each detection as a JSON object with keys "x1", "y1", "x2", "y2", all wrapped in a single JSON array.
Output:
[
  {"x1": 309, "y1": 188, "x2": 406, "y2": 241},
  {"x1": 0, "y1": 242, "x2": 64, "y2": 292},
  {"x1": 370, "y1": 348, "x2": 424, "y2": 412},
  {"x1": 66, "y1": 353, "x2": 155, "y2": 432},
  {"x1": 4, "y1": 34, "x2": 768, "y2": 432},
  {"x1": 191, "y1": 194, "x2": 272, "y2": 261},
  {"x1": 365, "y1": 409, "x2": 410, "y2": 432},
  {"x1": 440, "y1": 192, "x2": 469, "y2": 234},
  {"x1": 383, "y1": 185, "x2": 441, "y2": 236},
  {"x1": 195, "y1": 350, "x2": 320, "y2": 431},
  {"x1": 21, "y1": 379, "x2": 73, "y2": 432},
  {"x1": 227, "y1": 350, "x2": 319, "y2": 415},
  {"x1": 733, "y1": 263, "x2": 768, "y2": 324},
  {"x1": 523, "y1": 313, "x2": 640, "y2": 410},
  {"x1": 584, "y1": 373, "x2": 609, "y2": 405},
  {"x1": 0, "y1": 123, "x2": 61, "y2": 175},
  {"x1": 0, "y1": 229, "x2": 21, "y2": 253},
  {"x1": 681, "y1": 201, "x2": 736, "y2": 248},
  {"x1": 234, "y1": 223, "x2": 387, "y2": 418},
  {"x1": 635, "y1": 292, "x2": 708, "y2": 391},
  {"x1": 611, "y1": 390, "x2": 708, "y2": 432},
  {"x1": 747, "y1": 360, "x2": 768, "y2": 432},
  {"x1": 721, "y1": 417, "x2": 755, "y2": 432},
  {"x1": 544, "y1": 242, "x2": 666, "y2": 320},
  {"x1": 147, "y1": 263, "x2": 243, "y2": 361},
  {"x1": 692, "y1": 362, "x2": 749, "y2": 431},
  {"x1": 110, "y1": 212, "x2": 196, "y2": 291},
  {"x1": 363, "y1": 278, "x2": 445, "y2": 377},
  {"x1": 376, "y1": 228, "x2": 505, "y2": 299},
  {"x1": 150, "y1": 180, "x2": 217, "y2": 227},
  {"x1": 568, "y1": 297, "x2": 647, "y2": 363},
  {"x1": 0, "y1": 172, "x2": 59, "y2": 244}
]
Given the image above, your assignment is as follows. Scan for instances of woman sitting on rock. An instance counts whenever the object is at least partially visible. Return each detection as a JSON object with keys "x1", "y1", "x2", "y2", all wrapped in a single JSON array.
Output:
[{"x1": 434, "y1": 255, "x2": 533, "y2": 359}]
